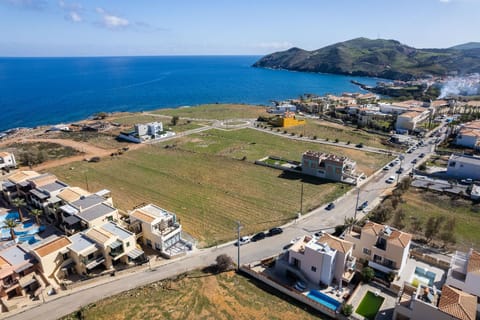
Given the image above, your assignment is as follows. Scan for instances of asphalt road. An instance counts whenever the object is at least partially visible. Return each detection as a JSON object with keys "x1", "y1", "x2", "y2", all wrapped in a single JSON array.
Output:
[{"x1": 5, "y1": 133, "x2": 441, "y2": 320}]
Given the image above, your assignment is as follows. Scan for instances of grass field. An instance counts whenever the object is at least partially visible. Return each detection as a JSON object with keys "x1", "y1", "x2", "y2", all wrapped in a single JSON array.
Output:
[
  {"x1": 60, "y1": 270, "x2": 324, "y2": 320},
  {"x1": 395, "y1": 188, "x2": 480, "y2": 250},
  {"x1": 5, "y1": 142, "x2": 79, "y2": 166},
  {"x1": 110, "y1": 113, "x2": 206, "y2": 133},
  {"x1": 152, "y1": 103, "x2": 270, "y2": 120},
  {"x1": 355, "y1": 291, "x2": 384, "y2": 320},
  {"x1": 55, "y1": 131, "x2": 131, "y2": 150},
  {"x1": 48, "y1": 128, "x2": 393, "y2": 246},
  {"x1": 275, "y1": 119, "x2": 392, "y2": 150}
]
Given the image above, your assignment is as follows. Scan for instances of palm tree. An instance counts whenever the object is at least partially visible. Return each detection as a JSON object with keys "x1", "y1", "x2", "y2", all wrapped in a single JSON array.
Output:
[
  {"x1": 11, "y1": 197, "x2": 26, "y2": 222},
  {"x1": 30, "y1": 208, "x2": 43, "y2": 226},
  {"x1": 2, "y1": 218, "x2": 18, "y2": 240}
]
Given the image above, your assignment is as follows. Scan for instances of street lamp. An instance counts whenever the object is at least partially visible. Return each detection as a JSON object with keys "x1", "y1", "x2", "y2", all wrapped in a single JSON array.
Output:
[{"x1": 236, "y1": 221, "x2": 242, "y2": 271}]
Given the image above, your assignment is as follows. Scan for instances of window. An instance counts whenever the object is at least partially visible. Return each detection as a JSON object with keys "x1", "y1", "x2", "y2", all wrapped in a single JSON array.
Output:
[
  {"x1": 311, "y1": 266, "x2": 317, "y2": 272},
  {"x1": 62, "y1": 253, "x2": 69, "y2": 261},
  {"x1": 373, "y1": 254, "x2": 382, "y2": 263},
  {"x1": 363, "y1": 248, "x2": 371, "y2": 255}
]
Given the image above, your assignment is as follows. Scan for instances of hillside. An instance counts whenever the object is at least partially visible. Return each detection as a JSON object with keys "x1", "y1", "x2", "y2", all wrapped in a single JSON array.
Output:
[
  {"x1": 449, "y1": 42, "x2": 480, "y2": 50},
  {"x1": 253, "y1": 38, "x2": 480, "y2": 80}
]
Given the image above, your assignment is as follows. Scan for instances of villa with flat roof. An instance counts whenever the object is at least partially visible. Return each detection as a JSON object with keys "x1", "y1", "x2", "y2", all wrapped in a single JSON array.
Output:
[
  {"x1": 67, "y1": 233, "x2": 105, "y2": 275},
  {"x1": 301, "y1": 150, "x2": 362, "y2": 185},
  {"x1": 344, "y1": 222, "x2": 412, "y2": 275},
  {"x1": 446, "y1": 154, "x2": 480, "y2": 180},
  {"x1": 128, "y1": 204, "x2": 192, "y2": 258},
  {"x1": 59, "y1": 193, "x2": 119, "y2": 235},
  {"x1": 1, "y1": 170, "x2": 41, "y2": 204},
  {"x1": 118, "y1": 121, "x2": 175, "y2": 143},
  {"x1": 446, "y1": 249, "x2": 480, "y2": 299},
  {"x1": 284, "y1": 233, "x2": 355, "y2": 287}
]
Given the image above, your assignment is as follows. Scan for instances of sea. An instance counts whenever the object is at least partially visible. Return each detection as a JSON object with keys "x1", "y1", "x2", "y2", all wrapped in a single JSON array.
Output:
[{"x1": 0, "y1": 56, "x2": 381, "y2": 131}]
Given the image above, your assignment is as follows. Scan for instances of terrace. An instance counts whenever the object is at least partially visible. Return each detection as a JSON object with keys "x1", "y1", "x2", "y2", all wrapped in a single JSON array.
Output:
[{"x1": 391, "y1": 258, "x2": 446, "y2": 292}]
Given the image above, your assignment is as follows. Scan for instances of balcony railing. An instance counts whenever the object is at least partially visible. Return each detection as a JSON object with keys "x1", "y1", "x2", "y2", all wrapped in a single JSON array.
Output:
[{"x1": 109, "y1": 249, "x2": 124, "y2": 258}]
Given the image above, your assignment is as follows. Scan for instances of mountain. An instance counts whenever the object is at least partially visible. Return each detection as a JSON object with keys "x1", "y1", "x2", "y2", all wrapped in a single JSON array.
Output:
[
  {"x1": 449, "y1": 42, "x2": 480, "y2": 50},
  {"x1": 253, "y1": 38, "x2": 480, "y2": 80}
]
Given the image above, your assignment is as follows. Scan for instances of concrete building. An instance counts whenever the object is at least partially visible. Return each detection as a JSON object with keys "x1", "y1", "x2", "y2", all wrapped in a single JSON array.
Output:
[
  {"x1": 301, "y1": 151, "x2": 361, "y2": 184},
  {"x1": 45, "y1": 186, "x2": 91, "y2": 223},
  {"x1": 1, "y1": 171, "x2": 40, "y2": 204},
  {"x1": 446, "y1": 249, "x2": 480, "y2": 299},
  {"x1": 118, "y1": 121, "x2": 175, "y2": 143},
  {"x1": 59, "y1": 192, "x2": 119, "y2": 235},
  {"x1": 446, "y1": 154, "x2": 480, "y2": 180},
  {"x1": 0, "y1": 152, "x2": 16, "y2": 171},
  {"x1": 268, "y1": 104, "x2": 297, "y2": 114},
  {"x1": 29, "y1": 179, "x2": 69, "y2": 211},
  {"x1": 287, "y1": 233, "x2": 355, "y2": 287},
  {"x1": 268, "y1": 111, "x2": 306, "y2": 128},
  {"x1": 344, "y1": 222, "x2": 412, "y2": 275},
  {"x1": 454, "y1": 120, "x2": 480, "y2": 150},
  {"x1": 394, "y1": 284, "x2": 477, "y2": 320},
  {"x1": 395, "y1": 110, "x2": 431, "y2": 132},
  {"x1": 128, "y1": 204, "x2": 192, "y2": 258}
]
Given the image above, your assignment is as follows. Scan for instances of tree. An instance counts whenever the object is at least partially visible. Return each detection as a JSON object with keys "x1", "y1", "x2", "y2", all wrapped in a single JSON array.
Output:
[
  {"x1": 344, "y1": 217, "x2": 357, "y2": 231},
  {"x1": 215, "y1": 254, "x2": 234, "y2": 272},
  {"x1": 30, "y1": 208, "x2": 43, "y2": 226},
  {"x1": 171, "y1": 115, "x2": 180, "y2": 126},
  {"x1": 392, "y1": 208, "x2": 406, "y2": 230},
  {"x1": 361, "y1": 267, "x2": 375, "y2": 283},
  {"x1": 439, "y1": 217, "x2": 456, "y2": 247},
  {"x1": 424, "y1": 216, "x2": 446, "y2": 243},
  {"x1": 341, "y1": 303, "x2": 353, "y2": 316},
  {"x1": 2, "y1": 218, "x2": 18, "y2": 240},
  {"x1": 12, "y1": 197, "x2": 26, "y2": 222}
]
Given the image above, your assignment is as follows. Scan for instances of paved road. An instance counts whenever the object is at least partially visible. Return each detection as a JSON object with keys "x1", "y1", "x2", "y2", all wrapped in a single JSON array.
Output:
[{"x1": 5, "y1": 133, "x2": 440, "y2": 320}]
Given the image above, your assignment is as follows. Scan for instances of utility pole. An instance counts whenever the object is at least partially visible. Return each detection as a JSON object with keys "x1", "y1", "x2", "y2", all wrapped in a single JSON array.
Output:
[
  {"x1": 299, "y1": 183, "x2": 304, "y2": 217},
  {"x1": 354, "y1": 188, "x2": 360, "y2": 222},
  {"x1": 236, "y1": 221, "x2": 242, "y2": 271}
]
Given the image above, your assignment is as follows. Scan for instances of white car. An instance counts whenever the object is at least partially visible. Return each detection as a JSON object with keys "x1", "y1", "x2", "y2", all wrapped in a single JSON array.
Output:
[
  {"x1": 294, "y1": 280, "x2": 307, "y2": 292},
  {"x1": 235, "y1": 236, "x2": 251, "y2": 246},
  {"x1": 386, "y1": 176, "x2": 396, "y2": 184}
]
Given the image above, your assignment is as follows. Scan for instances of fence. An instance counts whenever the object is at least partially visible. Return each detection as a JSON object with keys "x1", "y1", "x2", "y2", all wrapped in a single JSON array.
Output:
[{"x1": 410, "y1": 250, "x2": 450, "y2": 270}]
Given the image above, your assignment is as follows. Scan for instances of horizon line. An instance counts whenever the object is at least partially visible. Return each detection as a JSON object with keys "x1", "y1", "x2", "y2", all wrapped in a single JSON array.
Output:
[{"x1": 0, "y1": 54, "x2": 264, "y2": 59}]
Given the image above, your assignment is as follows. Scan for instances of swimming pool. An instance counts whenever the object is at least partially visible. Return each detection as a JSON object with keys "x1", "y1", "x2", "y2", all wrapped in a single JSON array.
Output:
[
  {"x1": 0, "y1": 212, "x2": 19, "y2": 222},
  {"x1": 307, "y1": 290, "x2": 341, "y2": 311},
  {"x1": 17, "y1": 235, "x2": 40, "y2": 245},
  {"x1": 412, "y1": 266, "x2": 436, "y2": 287}
]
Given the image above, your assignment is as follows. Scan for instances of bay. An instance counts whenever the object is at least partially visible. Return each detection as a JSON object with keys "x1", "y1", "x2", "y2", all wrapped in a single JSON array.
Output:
[{"x1": 0, "y1": 56, "x2": 380, "y2": 131}]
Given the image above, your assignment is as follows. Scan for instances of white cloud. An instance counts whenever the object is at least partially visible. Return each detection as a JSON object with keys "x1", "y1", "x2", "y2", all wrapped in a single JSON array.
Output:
[
  {"x1": 1, "y1": 0, "x2": 47, "y2": 10},
  {"x1": 102, "y1": 14, "x2": 129, "y2": 28},
  {"x1": 439, "y1": 0, "x2": 451, "y2": 3},
  {"x1": 69, "y1": 11, "x2": 82, "y2": 22}
]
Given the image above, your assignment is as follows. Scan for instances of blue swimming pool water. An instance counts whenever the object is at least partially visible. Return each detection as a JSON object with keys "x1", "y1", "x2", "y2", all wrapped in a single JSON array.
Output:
[
  {"x1": 17, "y1": 235, "x2": 39, "y2": 245},
  {"x1": 414, "y1": 266, "x2": 436, "y2": 287},
  {"x1": 307, "y1": 290, "x2": 341, "y2": 311},
  {"x1": 0, "y1": 212, "x2": 19, "y2": 222}
]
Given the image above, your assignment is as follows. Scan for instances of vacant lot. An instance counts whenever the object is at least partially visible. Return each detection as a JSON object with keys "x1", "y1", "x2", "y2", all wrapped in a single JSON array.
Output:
[
  {"x1": 4, "y1": 141, "x2": 79, "y2": 166},
  {"x1": 60, "y1": 270, "x2": 323, "y2": 320},
  {"x1": 396, "y1": 188, "x2": 480, "y2": 250},
  {"x1": 271, "y1": 119, "x2": 392, "y2": 150},
  {"x1": 53, "y1": 131, "x2": 131, "y2": 150},
  {"x1": 111, "y1": 113, "x2": 206, "y2": 132},
  {"x1": 153, "y1": 103, "x2": 270, "y2": 120},
  {"x1": 48, "y1": 128, "x2": 394, "y2": 246}
]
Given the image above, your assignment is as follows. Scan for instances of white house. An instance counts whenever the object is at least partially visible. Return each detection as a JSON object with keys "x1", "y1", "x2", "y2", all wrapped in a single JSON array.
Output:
[
  {"x1": 0, "y1": 152, "x2": 16, "y2": 170},
  {"x1": 287, "y1": 233, "x2": 355, "y2": 287},
  {"x1": 454, "y1": 120, "x2": 480, "y2": 149},
  {"x1": 128, "y1": 204, "x2": 192, "y2": 258},
  {"x1": 447, "y1": 154, "x2": 480, "y2": 180},
  {"x1": 446, "y1": 249, "x2": 480, "y2": 298},
  {"x1": 118, "y1": 122, "x2": 175, "y2": 143},
  {"x1": 395, "y1": 110, "x2": 431, "y2": 132}
]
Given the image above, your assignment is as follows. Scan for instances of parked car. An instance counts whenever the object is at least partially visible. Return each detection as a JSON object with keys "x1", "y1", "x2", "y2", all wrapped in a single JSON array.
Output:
[
  {"x1": 268, "y1": 227, "x2": 283, "y2": 236},
  {"x1": 294, "y1": 280, "x2": 307, "y2": 292},
  {"x1": 386, "y1": 176, "x2": 396, "y2": 184},
  {"x1": 411, "y1": 158, "x2": 418, "y2": 164},
  {"x1": 383, "y1": 166, "x2": 390, "y2": 171},
  {"x1": 357, "y1": 201, "x2": 368, "y2": 210},
  {"x1": 395, "y1": 167, "x2": 404, "y2": 174},
  {"x1": 355, "y1": 143, "x2": 364, "y2": 148},
  {"x1": 251, "y1": 232, "x2": 266, "y2": 242},
  {"x1": 419, "y1": 153, "x2": 425, "y2": 158},
  {"x1": 326, "y1": 202, "x2": 335, "y2": 210},
  {"x1": 460, "y1": 178, "x2": 473, "y2": 185},
  {"x1": 235, "y1": 236, "x2": 250, "y2": 246}
]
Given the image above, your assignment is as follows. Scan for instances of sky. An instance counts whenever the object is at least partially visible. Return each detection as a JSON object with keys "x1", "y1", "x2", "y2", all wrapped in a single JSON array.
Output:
[{"x1": 0, "y1": 0, "x2": 479, "y2": 57}]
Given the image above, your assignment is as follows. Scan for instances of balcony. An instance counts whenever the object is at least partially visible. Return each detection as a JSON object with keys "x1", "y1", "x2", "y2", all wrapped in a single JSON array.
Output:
[{"x1": 109, "y1": 240, "x2": 124, "y2": 258}]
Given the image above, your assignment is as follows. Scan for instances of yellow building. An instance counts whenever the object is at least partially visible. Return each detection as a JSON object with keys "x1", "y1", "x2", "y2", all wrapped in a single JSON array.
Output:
[{"x1": 269, "y1": 111, "x2": 306, "y2": 127}]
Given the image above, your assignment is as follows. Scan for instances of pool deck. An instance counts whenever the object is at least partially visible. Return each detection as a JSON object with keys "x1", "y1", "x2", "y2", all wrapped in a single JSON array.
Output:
[
  {"x1": 349, "y1": 282, "x2": 397, "y2": 320},
  {"x1": 392, "y1": 258, "x2": 446, "y2": 290}
]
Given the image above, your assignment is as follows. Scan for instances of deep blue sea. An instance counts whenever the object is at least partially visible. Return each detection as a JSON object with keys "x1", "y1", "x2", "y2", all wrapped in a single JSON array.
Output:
[{"x1": 0, "y1": 56, "x2": 380, "y2": 131}]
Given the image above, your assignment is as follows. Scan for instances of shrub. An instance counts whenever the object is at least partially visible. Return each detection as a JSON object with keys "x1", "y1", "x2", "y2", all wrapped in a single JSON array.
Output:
[
  {"x1": 216, "y1": 254, "x2": 234, "y2": 272},
  {"x1": 341, "y1": 303, "x2": 353, "y2": 316},
  {"x1": 361, "y1": 266, "x2": 375, "y2": 283},
  {"x1": 347, "y1": 140, "x2": 351, "y2": 145},
  {"x1": 334, "y1": 138, "x2": 339, "y2": 143},
  {"x1": 313, "y1": 135, "x2": 317, "y2": 140}
]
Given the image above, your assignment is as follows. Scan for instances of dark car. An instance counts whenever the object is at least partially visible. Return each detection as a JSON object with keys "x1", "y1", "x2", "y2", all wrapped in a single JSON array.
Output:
[
  {"x1": 251, "y1": 232, "x2": 266, "y2": 242},
  {"x1": 411, "y1": 158, "x2": 418, "y2": 164},
  {"x1": 419, "y1": 153, "x2": 425, "y2": 158},
  {"x1": 355, "y1": 143, "x2": 364, "y2": 148},
  {"x1": 268, "y1": 227, "x2": 283, "y2": 236},
  {"x1": 326, "y1": 202, "x2": 335, "y2": 210},
  {"x1": 395, "y1": 167, "x2": 404, "y2": 174},
  {"x1": 357, "y1": 201, "x2": 368, "y2": 211}
]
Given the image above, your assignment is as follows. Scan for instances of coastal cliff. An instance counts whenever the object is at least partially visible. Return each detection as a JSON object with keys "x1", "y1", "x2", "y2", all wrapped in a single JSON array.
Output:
[{"x1": 253, "y1": 38, "x2": 480, "y2": 81}]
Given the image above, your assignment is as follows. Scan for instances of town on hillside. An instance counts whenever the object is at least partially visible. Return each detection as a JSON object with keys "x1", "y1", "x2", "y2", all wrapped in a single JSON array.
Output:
[{"x1": 1, "y1": 95, "x2": 480, "y2": 319}]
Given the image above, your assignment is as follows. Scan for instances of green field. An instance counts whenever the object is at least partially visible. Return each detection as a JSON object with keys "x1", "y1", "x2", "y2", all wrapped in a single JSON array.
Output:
[
  {"x1": 395, "y1": 189, "x2": 480, "y2": 250},
  {"x1": 60, "y1": 271, "x2": 323, "y2": 320},
  {"x1": 355, "y1": 291, "x2": 384, "y2": 320},
  {"x1": 152, "y1": 103, "x2": 270, "y2": 120},
  {"x1": 5, "y1": 141, "x2": 80, "y2": 166},
  {"x1": 274, "y1": 119, "x2": 392, "y2": 150}
]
